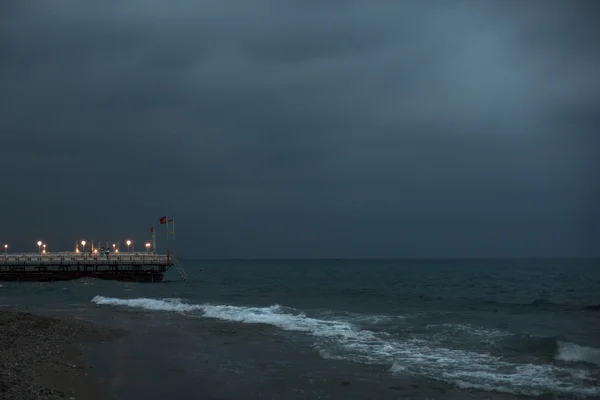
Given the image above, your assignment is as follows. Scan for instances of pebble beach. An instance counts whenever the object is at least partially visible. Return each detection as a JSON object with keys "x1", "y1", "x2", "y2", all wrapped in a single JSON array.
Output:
[{"x1": 0, "y1": 309, "x2": 122, "y2": 400}]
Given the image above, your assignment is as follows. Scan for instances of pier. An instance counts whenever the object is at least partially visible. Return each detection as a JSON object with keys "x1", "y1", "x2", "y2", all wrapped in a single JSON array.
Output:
[{"x1": 0, "y1": 252, "x2": 187, "y2": 282}]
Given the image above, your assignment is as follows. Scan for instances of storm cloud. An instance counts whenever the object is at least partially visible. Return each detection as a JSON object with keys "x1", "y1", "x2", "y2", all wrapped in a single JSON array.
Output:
[{"x1": 1, "y1": 0, "x2": 598, "y2": 257}]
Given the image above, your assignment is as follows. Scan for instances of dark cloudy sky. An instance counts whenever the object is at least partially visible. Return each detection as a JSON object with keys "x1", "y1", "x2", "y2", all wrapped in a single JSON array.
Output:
[{"x1": 1, "y1": 0, "x2": 598, "y2": 258}]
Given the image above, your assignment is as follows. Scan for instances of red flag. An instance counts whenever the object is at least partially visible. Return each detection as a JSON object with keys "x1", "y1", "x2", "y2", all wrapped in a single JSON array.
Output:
[
  {"x1": 150, "y1": 227, "x2": 155, "y2": 232},
  {"x1": 159, "y1": 216, "x2": 167, "y2": 224}
]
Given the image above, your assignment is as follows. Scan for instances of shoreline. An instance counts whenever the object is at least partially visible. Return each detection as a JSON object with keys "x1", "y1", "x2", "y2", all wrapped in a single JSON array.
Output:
[{"x1": 0, "y1": 308, "x2": 125, "y2": 400}]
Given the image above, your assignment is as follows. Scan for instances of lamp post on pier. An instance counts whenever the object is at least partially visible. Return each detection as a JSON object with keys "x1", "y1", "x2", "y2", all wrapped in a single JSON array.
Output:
[
  {"x1": 42, "y1": 244, "x2": 46, "y2": 254},
  {"x1": 81, "y1": 240, "x2": 86, "y2": 254},
  {"x1": 145, "y1": 243, "x2": 151, "y2": 254},
  {"x1": 37, "y1": 241, "x2": 42, "y2": 254},
  {"x1": 126, "y1": 240, "x2": 132, "y2": 253},
  {"x1": 4, "y1": 244, "x2": 7, "y2": 258}
]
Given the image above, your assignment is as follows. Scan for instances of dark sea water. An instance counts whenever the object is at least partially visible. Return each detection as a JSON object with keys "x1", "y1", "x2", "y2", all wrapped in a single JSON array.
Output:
[{"x1": 2, "y1": 259, "x2": 600, "y2": 399}]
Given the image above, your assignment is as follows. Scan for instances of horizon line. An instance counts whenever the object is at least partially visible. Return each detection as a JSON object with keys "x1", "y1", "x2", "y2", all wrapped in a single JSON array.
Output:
[{"x1": 175, "y1": 256, "x2": 600, "y2": 261}]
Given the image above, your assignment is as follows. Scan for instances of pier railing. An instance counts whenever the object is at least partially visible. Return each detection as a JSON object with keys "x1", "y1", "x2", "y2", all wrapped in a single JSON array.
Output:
[{"x1": 1, "y1": 253, "x2": 174, "y2": 266}]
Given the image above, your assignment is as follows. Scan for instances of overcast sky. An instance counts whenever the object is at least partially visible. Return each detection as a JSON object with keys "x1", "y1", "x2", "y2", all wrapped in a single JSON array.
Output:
[{"x1": 1, "y1": 0, "x2": 598, "y2": 258}]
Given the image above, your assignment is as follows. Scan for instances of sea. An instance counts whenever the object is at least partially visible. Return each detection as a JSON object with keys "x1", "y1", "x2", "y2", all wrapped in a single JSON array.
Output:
[{"x1": 1, "y1": 259, "x2": 600, "y2": 400}]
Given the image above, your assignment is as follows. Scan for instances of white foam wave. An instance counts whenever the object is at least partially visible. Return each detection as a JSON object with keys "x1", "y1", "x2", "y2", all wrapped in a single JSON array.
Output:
[
  {"x1": 316, "y1": 310, "x2": 403, "y2": 326},
  {"x1": 556, "y1": 341, "x2": 600, "y2": 367},
  {"x1": 91, "y1": 296, "x2": 203, "y2": 312},
  {"x1": 92, "y1": 296, "x2": 600, "y2": 397}
]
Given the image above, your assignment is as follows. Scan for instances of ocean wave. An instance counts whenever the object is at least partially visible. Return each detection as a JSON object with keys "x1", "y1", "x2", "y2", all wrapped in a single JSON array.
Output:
[
  {"x1": 316, "y1": 310, "x2": 403, "y2": 325},
  {"x1": 91, "y1": 296, "x2": 203, "y2": 312},
  {"x1": 497, "y1": 332, "x2": 565, "y2": 359},
  {"x1": 480, "y1": 298, "x2": 600, "y2": 312},
  {"x1": 423, "y1": 323, "x2": 511, "y2": 344},
  {"x1": 491, "y1": 332, "x2": 600, "y2": 367},
  {"x1": 432, "y1": 325, "x2": 600, "y2": 369},
  {"x1": 91, "y1": 295, "x2": 600, "y2": 397},
  {"x1": 556, "y1": 341, "x2": 600, "y2": 367}
]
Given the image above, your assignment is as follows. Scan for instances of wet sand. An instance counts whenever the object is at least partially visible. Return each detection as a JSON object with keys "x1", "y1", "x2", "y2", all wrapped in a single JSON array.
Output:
[{"x1": 0, "y1": 309, "x2": 123, "y2": 400}]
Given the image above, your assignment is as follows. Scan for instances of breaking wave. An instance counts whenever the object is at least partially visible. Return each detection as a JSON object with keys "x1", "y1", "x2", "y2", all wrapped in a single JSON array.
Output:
[
  {"x1": 556, "y1": 341, "x2": 600, "y2": 367},
  {"x1": 91, "y1": 296, "x2": 600, "y2": 398}
]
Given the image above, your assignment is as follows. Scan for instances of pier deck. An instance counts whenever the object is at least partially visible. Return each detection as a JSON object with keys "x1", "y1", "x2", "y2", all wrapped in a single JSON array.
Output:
[{"x1": 0, "y1": 253, "x2": 175, "y2": 282}]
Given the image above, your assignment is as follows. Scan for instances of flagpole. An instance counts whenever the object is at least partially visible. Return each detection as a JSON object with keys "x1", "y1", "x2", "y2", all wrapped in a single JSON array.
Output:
[
  {"x1": 166, "y1": 214, "x2": 169, "y2": 254},
  {"x1": 152, "y1": 227, "x2": 156, "y2": 254},
  {"x1": 171, "y1": 219, "x2": 176, "y2": 256}
]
